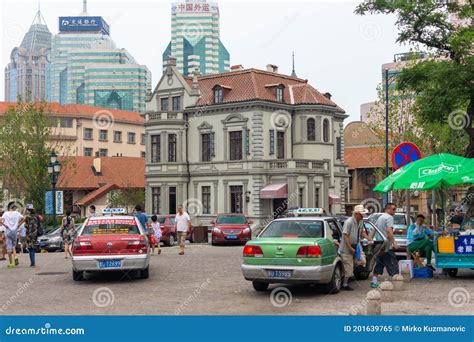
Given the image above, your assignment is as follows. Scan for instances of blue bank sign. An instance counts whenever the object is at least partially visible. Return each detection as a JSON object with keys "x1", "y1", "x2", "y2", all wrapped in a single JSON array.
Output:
[{"x1": 59, "y1": 16, "x2": 110, "y2": 35}]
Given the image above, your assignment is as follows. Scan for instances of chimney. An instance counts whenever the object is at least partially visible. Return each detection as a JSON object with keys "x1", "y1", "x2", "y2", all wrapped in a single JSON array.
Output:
[
  {"x1": 93, "y1": 157, "x2": 101, "y2": 174},
  {"x1": 163, "y1": 56, "x2": 177, "y2": 75},
  {"x1": 266, "y1": 64, "x2": 279, "y2": 73},
  {"x1": 230, "y1": 64, "x2": 244, "y2": 71},
  {"x1": 323, "y1": 92, "x2": 332, "y2": 100},
  {"x1": 190, "y1": 66, "x2": 200, "y2": 96}
]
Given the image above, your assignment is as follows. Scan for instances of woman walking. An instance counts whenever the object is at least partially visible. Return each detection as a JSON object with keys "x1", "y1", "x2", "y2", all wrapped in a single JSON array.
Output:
[{"x1": 61, "y1": 210, "x2": 75, "y2": 259}]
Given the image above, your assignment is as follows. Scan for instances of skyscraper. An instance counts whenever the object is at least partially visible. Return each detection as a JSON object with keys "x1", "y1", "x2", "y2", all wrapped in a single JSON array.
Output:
[
  {"x1": 4, "y1": 8, "x2": 51, "y2": 102},
  {"x1": 162, "y1": 0, "x2": 230, "y2": 76},
  {"x1": 47, "y1": 1, "x2": 151, "y2": 113}
]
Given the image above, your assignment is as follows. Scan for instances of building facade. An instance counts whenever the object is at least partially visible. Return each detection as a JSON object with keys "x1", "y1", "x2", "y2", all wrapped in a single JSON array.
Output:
[
  {"x1": 144, "y1": 58, "x2": 348, "y2": 226},
  {"x1": 4, "y1": 10, "x2": 51, "y2": 102},
  {"x1": 0, "y1": 102, "x2": 145, "y2": 158},
  {"x1": 47, "y1": 12, "x2": 151, "y2": 113},
  {"x1": 162, "y1": 0, "x2": 230, "y2": 76}
]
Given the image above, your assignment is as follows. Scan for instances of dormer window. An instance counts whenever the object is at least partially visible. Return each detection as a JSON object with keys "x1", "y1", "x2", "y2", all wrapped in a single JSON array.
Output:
[
  {"x1": 276, "y1": 86, "x2": 284, "y2": 102},
  {"x1": 213, "y1": 87, "x2": 223, "y2": 104}
]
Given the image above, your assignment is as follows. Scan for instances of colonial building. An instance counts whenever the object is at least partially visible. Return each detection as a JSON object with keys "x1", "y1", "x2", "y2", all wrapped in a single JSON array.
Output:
[
  {"x1": 0, "y1": 102, "x2": 145, "y2": 158},
  {"x1": 144, "y1": 58, "x2": 349, "y2": 226}
]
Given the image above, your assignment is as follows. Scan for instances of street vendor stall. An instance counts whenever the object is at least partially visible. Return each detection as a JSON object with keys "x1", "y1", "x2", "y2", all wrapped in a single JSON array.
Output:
[{"x1": 373, "y1": 153, "x2": 474, "y2": 276}]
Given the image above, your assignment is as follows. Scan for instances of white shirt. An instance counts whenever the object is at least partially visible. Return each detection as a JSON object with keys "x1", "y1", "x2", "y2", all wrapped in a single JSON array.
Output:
[
  {"x1": 175, "y1": 212, "x2": 190, "y2": 232},
  {"x1": 2, "y1": 211, "x2": 23, "y2": 233}
]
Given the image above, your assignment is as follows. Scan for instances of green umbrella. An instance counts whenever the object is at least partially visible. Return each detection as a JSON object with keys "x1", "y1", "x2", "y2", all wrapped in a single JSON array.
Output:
[{"x1": 374, "y1": 153, "x2": 474, "y2": 193}]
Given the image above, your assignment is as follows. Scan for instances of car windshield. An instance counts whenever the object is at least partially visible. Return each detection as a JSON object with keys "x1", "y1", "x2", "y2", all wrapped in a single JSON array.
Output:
[
  {"x1": 216, "y1": 215, "x2": 246, "y2": 224},
  {"x1": 81, "y1": 218, "x2": 141, "y2": 235},
  {"x1": 260, "y1": 220, "x2": 324, "y2": 238},
  {"x1": 155, "y1": 216, "x2": 167, "y2": 224},
  {"x1": 394, "y1": 214, "x2": 407, "y2": 225}
]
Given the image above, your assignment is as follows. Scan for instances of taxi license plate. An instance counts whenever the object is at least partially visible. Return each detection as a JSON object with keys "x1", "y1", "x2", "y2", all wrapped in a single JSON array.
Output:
[
  {"x1": 226, "y1": 235, "x2": 238, "y2": 239},
  {"x1": 268, "y1": 270, "x2": 292, "y2": 278},
  {"x1": 98, "y1": 260, "x2": 122, "y2": 268},
  {"x1": 39, "y1": 243, "x2": 46, "y2": 247}
]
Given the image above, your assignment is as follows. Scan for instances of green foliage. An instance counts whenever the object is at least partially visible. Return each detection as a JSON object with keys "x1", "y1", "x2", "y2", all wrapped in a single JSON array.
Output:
[
  {"x1": 356, "y1": 0, "x2": 474, "y2": 157},
  {"x1": 108, "y1": 188, "x2": 145, "y2": 214},
  {"x1": 0, "y1": 101, "x2": 55, "y2": 212}
]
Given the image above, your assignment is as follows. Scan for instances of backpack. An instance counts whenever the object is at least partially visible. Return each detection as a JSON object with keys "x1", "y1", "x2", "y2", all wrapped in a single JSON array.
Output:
[{"x1": 36, "y1": 215, "x2": 44, "y2": 237}]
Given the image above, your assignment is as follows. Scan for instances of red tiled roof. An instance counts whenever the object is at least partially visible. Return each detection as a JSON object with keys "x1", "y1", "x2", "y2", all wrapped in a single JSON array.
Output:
[
  {"x1": 57, "y1": 156, "x2": 145, "y2": 190},
  {"x1": 75, "y1": 183, "x2": 118, "y2": 206},
  {"x1": 345, "y1": 146, "x2": 391, "y2": 169},
  {"x1": 0, "y1": 102, "x2": 143, "y2": 124},
  {"x1": 185, "y1": 69, "x2": 344, "y2": 111}
]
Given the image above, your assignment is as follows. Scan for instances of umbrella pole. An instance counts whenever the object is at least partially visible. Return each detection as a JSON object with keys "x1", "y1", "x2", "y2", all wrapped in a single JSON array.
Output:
[{"x1": 432, "y1": 190, "x2": 437, "y2": 229}]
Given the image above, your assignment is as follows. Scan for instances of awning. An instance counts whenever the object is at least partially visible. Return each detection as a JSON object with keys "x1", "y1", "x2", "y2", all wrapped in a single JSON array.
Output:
[
  {"x1": 329, "y1": 193, "x2": 341, "y2": 205},
  {"x1": 260, "y1": 183, "x2": 288, "y2": 199}
]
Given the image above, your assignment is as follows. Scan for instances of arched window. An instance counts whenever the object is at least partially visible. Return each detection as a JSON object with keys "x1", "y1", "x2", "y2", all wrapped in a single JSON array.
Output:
[
  {"x1": 307, "y1": 118, "x2": 315, "y2": 141},
  {"x1": 323, "y1": 119, "x2": 330, "y2": 143}
]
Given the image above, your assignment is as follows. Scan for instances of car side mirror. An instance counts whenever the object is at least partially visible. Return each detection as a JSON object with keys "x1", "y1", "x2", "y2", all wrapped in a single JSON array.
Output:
[{"x1": 361, "y1": 239, "x2": 369, "y2": 247}]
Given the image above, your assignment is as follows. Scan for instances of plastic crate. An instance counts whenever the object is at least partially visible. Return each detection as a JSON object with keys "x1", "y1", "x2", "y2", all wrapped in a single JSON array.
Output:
[
  {"x1": 437, "y1": 236, "x2": 455, "y2": 254},
  {"x1": 413, "y1": 267, "x2": 433, "y2": 278}
]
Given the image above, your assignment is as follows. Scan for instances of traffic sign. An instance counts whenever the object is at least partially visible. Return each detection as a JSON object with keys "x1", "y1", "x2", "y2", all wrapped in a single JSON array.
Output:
[
  {"x1": 391, "y1": 142, "x2": 422, "y2": 170},
  {"x1": 45, "y1": 191, "x2": 64, "y2": 215}
]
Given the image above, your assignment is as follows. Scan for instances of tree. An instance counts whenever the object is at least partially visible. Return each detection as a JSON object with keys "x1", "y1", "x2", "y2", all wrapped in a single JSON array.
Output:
[
  {"x1": 108, "y1": 188, "x2": 145, "y2": 213},
  {"x1": 0, "y1": 101, "x2": 65, "y2": 213},
  {"x1": 356, "y1": 0, "x2": 474, "y2": 157}
]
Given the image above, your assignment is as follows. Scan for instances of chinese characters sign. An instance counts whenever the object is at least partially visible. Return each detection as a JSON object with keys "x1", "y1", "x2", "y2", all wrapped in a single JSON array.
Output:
[
  {"x1": 59, "y1": 16, "x2": 110, "y2": 35},
  {"x1": 454, "y1": 236, "x2": 474, "y2": 254},
  {"x1": 172, "y1": 1, "x2": 217, "y2": 13}
]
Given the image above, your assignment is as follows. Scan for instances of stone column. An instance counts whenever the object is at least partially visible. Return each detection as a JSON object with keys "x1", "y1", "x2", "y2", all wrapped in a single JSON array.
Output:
[
  {"x1": 223, "y1": 180, "x2": 228, "y2": 213},
  {"x1": 323, "y1": 175, "x2": 330, "y2": 213},
  {"x1": 213, "y1": 180, "x2": 218, "y2": 215},
  {"x1": 287, "y1": 174, "x2": 298, "y2": 209},
  {"x1": 308, "y1": 174, "x2": 315, "y2": 207},
  {"x1": 300, "y1": 115, "x2": 306, "y2": 142},
  {"x1": 223, "y1": 128, "x2": 228, "y2": 160},
  {"x1": 315, "y1": 116, "x2": 322, "y2": 142},
  {"x1": 251, "y1": 111, "x2": 264, "y2": 160}
]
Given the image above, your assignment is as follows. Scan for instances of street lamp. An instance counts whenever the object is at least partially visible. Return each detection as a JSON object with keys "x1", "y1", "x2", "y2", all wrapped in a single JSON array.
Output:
[
  {"x1": 47, "y1": 151, "x2": 61, "y2": 228},
  {"x1": 383, "y1": 68, "x2": 397, "y2": 208}
]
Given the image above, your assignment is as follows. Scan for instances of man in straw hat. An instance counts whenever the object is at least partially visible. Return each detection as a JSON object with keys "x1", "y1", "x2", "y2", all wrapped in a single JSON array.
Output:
[{"x1": 339, "y1": 204, "x2": 371, "y2": 291}]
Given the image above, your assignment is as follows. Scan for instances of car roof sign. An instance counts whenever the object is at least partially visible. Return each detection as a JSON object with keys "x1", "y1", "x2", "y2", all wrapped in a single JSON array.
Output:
[
  {"x1": 295, "y1": 208, "x2": 324, "y2": 216},
  {"x1": 101, "y1": 208, "x2": 126, "y2": 215}
]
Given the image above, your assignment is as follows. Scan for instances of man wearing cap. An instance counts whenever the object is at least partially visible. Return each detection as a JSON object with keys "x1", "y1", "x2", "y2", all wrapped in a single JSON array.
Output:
[
  {"x1": 24, "y1": 204, "x2": 38, "y2": 267},
  {"x1": 1, "y1": 204, "x2": 24, "y2": 268},
  {"x1": 339, "y1": 204, "x2": 371, "y2": 291}
]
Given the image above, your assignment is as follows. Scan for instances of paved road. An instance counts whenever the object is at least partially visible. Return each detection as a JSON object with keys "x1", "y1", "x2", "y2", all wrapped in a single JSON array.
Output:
[{"x1": 0, "y1": 244, "x2": 472, "y2": 315}]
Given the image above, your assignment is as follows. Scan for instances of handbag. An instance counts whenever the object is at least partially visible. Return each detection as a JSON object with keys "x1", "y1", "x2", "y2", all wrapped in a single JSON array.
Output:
[{"x1": 150, "y1": 236, "x2": 156, "y2": 245}]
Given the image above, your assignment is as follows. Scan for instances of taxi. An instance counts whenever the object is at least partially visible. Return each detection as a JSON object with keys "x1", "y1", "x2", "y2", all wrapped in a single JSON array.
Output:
[
  {"x1": 241, "y1": 208, "x2": 343, "y2": 293},
  {"x1": 71, "y1": 208, "x2": 150, "y2": 281}
]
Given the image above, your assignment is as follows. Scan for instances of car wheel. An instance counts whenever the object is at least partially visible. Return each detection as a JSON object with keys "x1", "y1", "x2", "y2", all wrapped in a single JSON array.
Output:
[
  {"x1": 448, "y1": 268, "x2": 458, "y2": 278},
  {"x1": 252, "y1": 281, "x2": 269, "y2": 292},
  {"x1": 166, "y1": 234, "x2": 175, "y2": 247},
  {"x1": 354, "y1": 265, "x2": 370, "y2": 280},
  {"x1": 140, "y1": 266, "x2": 149, "y2": 279},
  {"x1": 72, "y1": 270, "x2": 84, "y2": 281},
  {"x1": 323, "y1": 263, "x2": 342, "y2": 294}
]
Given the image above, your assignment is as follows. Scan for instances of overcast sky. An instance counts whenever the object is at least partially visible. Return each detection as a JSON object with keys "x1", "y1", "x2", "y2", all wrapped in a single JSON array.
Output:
[{"x1": 0, "y1": 0, "x2": 407, "y2": 123}]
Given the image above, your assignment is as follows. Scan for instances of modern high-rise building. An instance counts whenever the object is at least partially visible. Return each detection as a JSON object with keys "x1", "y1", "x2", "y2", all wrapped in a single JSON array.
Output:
[
  {"x1": 162, "y1": 0, "x2": 230, "y2": 76},
  {"x1": 47, "y1": 2, "x2": 151, "y2": 113},
  {"x1": 4, "y1": 9, "x2": 52, "y2": 102}
]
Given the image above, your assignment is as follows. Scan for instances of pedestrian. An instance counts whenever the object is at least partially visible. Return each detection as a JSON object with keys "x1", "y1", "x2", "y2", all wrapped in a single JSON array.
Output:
[
  {"x1": 1, "y1": 204, "x2": 24, "y2": 268},
  {"x1": 339, "y1": 204, "x2": 371, "y2": 291},
  {"x1": 449, "y1": 207, "x2": 465, "y2": 228},
  {"x1": 150, "y1": 215, "x2": 162, "y2": 255},
  {"x1": 370, "y1": 202, "x2": 399, "y2": 288},
  {"x1": 174, "y1": 204, "x2": 191, "y2": 255},
  {"x1": 19, "y1": 221, "x2": 27, "y2": 253},
  {"x1": 133, "y1": 205, "x2": 148, "y2": 233},
  {"x1": 0, "y1": 211, "x2": 6, "y2": 261},
  {"x1": 24, "y1": 204, "x2": 38, "y2": 267},
  {"x1": 60, "y1": 210, "x2": 75, "y2": 259},
  {"x1": 407, "y1": 214, "x2": 435, "y2": 271},
  {"x1": 88, "y1": 205, "x2": 97, "y2": 218}
]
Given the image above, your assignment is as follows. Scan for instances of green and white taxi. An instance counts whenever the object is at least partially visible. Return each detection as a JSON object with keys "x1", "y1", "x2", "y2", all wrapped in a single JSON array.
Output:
[{"x1": 241, "y1": 208, "x2": 343, "y2": 294}]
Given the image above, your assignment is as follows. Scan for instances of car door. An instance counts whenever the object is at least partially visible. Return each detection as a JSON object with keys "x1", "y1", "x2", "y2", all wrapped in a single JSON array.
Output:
[
  {"x1": 362, "y1": 220, "x2": 386, "y2": 260},
  {"x1": 326, "y1": 219, "x2": 342, "y2": 250}
]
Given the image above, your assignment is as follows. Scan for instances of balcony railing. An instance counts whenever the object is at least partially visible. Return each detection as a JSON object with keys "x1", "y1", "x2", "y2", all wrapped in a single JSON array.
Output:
[
  {"x1": 146, "y1": 111, "x2": 183, "y2": 122},
  {"x1": 268, "y1": 159, "x2": 327, "y2": 170}
]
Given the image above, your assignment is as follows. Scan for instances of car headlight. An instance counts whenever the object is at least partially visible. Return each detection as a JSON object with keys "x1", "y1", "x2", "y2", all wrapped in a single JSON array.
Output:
[
  {"x1": 243, "y1": 228, "x2": 251, "y2": 234},
  {"x1": 213, "y1": 227, "x2": 221, "y2": 233}
]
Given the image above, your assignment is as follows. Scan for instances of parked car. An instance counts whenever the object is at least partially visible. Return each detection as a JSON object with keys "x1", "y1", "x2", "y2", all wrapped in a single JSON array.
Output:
[
  {"x1": 241, "y1": 216, "x2": 343, "y2": 293},
  {"x1": 146, "y1": 214, "x2": 193, "y2": 246},
  {"x1": 37, "y1": 227, "x2": 64, "y2": 252},
  {"x1": 211, "y1": 213, "x2": 252, "y2": 245},
  {"x1": 368, "y1": 212, "x2": 414, "y2": 257},
  {"x1": 72, "y1": 215, "x2": 150, "y2": 281}
]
